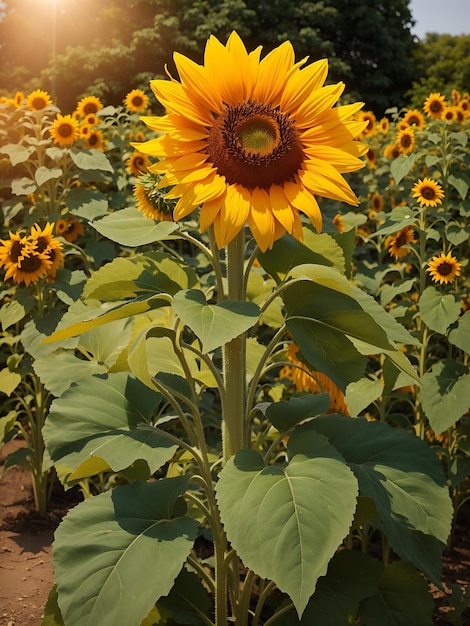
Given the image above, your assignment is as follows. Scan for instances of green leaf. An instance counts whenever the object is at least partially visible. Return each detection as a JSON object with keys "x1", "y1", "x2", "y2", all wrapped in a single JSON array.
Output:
[
  {"x1": 92, "y1": 206, "x2": 179, "y2": 246},
  {"x1": 158, "y1": 568, "x2": 212, "y2": 624},
  {"x1": 264, "y1": 394, "x2": 330, "y2": 433},
  {"x1": 1, "y1": 143, "x2": 34, "y2": 165},
  {"x1": 380, "y1": 279, "x2": 416, "y2": 307},
  {"x1": 33, "y1": 352, "x2": 108, "y2": 396},
  {"x1": 345, "y1": 378, "x2": 383, "y2": 415},
  {"x1": 445, "y1": 222, "x2": 469, "y2": 245},
  {"x1": 43, "y1": 373, "x2": 175, "y2": 478},
  {"x1": 69, "y1": 147, "x2": 114, "y2": 172},
  {"x1": 35, "y1": 166, "x2": 62, "y2": 187},
  {"x1": 421, "y1": 360, "x2": 470, "y2": 435},
  {"x1": 172, "y1": 289, "x2": 260, "y2": 353},
  {"x1": 306, "y1": 416, "x2": 452, "y2": 585},
  {"x1": 390, "y1": 154, "x2": 418, "y2": 185},
  {"x1": 53, "y1": 479, "x2": 199, "y2": 626},
  {"x1": 216, "y1": 431, "x2": 358, "y2": 617},
  {"x1": 11, "y1": 176, "x2": 36, "y2": 195},
  {"x1": 448, "y1": 311, "x2": 470, "y2": 352},
  {"x1": 359, "y1": 561, "x2": 434, "y2": 626},
  {"x1": 0, "y1": 367, "x2": 22, "y2": 396},
  {"x1": 275, "y1": 550, "x2": 382, "y2": 625},
  {"x1": 0, "y1": 411, "x2": 17, "y2": 443},
  {"x1": 419, "y1": 286, "x2": 461, "y2": 335},
  {"x1": 0, "y1": 290, "x2": 35, "y2": 330},
  {"x1": 448, "y1": 175, "x2": 468, "y2": 201},
  {"x1": 66, "y1": 187, "x2": 109, "y2": 221},
  {"x1": 42, "y1": 585, "x2": 65, "y2": 626},
  {"x1": 258, "y1": 229, "x2": 345, "y2": 281}
]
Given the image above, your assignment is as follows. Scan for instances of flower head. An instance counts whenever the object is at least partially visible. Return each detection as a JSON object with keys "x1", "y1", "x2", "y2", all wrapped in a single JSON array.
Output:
[
  {"x1": 370, "y1": 191, "x2": 384, "y2": 213},
  {"x1": 386, "y1": 226, "x2": 417, "y2": 259},
  {"x1": 125, "y1": 89, "x2": 149, "y2": 113},
  {"x1": 397, "y1": 127, "x2": 415, "y2": 154},
  {"x1": 134, "y1": 172, "x2": 175, "y2": 221},
  {"x1": 402, "y1": 109, "x2": 425, "y2": 130},
  {"x1": 135, "y1": 32, "x2": 367, "y2": 251},
  {"x1": 127, "y1": 150, "x2": 151, "y2": 176},
  {"x1": 423, "y1": 92, "x2": 447, "y2": 120},
  {"x1": 379, "y1": 117, "x2": 390, "y2": 133},
  {"x1": 85, "y1": 129, "x2": 104, "y2": 150},
  {"x1": 27, "y1": 89, "x2": 53, "y2": 111},
  {"x1": 427, "y1": 252, "x2": 463, "y2": 284},
  {"x1": 0, "y1": 230, "x2": 52, "y2": 286},
  {"x1": 411, "y1": 178, "x2": 444, "y2": 207},
  {"x1": 49, "y1": 114, "x2": 80, "y2": 146},
  {"x1": 30, "y1": 222, "x2": 64, "y2": 277},
  {"x1": 76, "y1": 95, "x2": 103, "y2": 117},
  {"x1": 55, "y1": 216, "x2": 84, "y2": 243}
]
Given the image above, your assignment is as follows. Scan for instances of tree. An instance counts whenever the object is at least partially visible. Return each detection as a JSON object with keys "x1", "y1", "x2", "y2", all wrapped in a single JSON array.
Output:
[
  {"x1": 0, "y1": 0, "x2": 418, "y2": 114},
  {"x1": 406, "y1": 34, "x2": 470, "y2": 108}
]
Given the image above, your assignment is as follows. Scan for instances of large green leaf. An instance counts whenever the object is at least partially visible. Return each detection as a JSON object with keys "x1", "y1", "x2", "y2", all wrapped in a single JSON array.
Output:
[
  {"x1": 172, "y1": 289, "x2": 260, "y2": 353},
  {"x1": 43, "y1": 373, "x2": 175, "y2": 480},
  {"x1": 421, "y1": 360, "x2": 470, "y2": 435},
  {"x1": 275, "y1": 550, "x2": 382, "y2": 625},
  {"x1": 157, "y1": 568, "x2": 212, "y2": 624},
  {"x1": 53, "y1": 478, "x2": 199, "y2": 626},
  {"x1": 70, "y1": 147, "x2": 114, "y2": 172},
  {"x1": 390, "y1": 154, "x2": 418, "y2": 185},
  {"x1": 264, "y1": 394, "x2": 330, "y2": 433},
  {"x1": 359, "y1": 561, "x2": 434, "y2": 626},
  {"x1": 306, "y1": 416, "x2": 452, "y2": 585},
  {"x1": 215, "y1": 430, "x2": 358, "y2": 617},
  {"x1": 66, "y1": 187, "x2": 109, "y2": 220},
  {"x1": 92, "y1": 206, "x2": 179, "y2": 246},
  {"x1": 419, "y1": 286, "x2": 461, "y2": 335},
  {"x1": 448, "y1": 311, "x2": 470, "y2": 352}
]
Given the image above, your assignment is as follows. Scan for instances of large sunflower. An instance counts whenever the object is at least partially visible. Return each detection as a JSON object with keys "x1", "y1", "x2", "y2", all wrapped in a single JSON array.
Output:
[
  {"x1": 49, "y1": 114, "x2": 80, "y2": 146},
  {"x1": 411, "y1": 177, "x2": 444, "y2": 207},
  {"x1": 427, "y1": 252, "x2": 463, "y2": 284},
  {"x1": 0, "y1": 231, "x2": 52, "y2": 286},
  {"x1": 27, "y1": 89, "x2": 53, "y2": 111},
  {"x1": 134, "y1": 32, "x2": 367, "y2": 251}
]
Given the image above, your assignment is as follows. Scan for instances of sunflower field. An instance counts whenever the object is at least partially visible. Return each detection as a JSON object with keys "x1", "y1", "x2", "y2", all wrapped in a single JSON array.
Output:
[{"x1": 0, "y1": 33, "x2": 469, "y2": 626}]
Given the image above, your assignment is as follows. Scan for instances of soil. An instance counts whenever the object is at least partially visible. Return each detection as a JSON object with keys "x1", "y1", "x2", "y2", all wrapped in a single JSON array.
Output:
[{"x1": 1, "y1": 439, "x2": 470, "y2": 626}]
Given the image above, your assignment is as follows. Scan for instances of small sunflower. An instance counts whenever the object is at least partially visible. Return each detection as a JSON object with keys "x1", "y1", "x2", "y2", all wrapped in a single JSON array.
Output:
[
  {"x1": 135, "y1": 32, "x2": 367, "y2": 251},
  {"x1": 427, "y1": 252, "x2": 463, "y2": 284},
  {"x1": 0, "y1": 231, "x2": 52, "y2": 286},
  {"x1": 85, "y1": 129, "x2": 104, "y2": 151},
  {"x1": 134, "y1": 172, "x2": 175, "y2": 221},
  {"x1": 411, "y1": 177, "x2": 444, "y2": 207},
  {"x1": 370, "y1": 191, "x2": 384, "y2": 213},
  {"x1": 124, "y1": 89, "x2": 149, "y2": 113},
  {"x1": 402, "y1": 109, "x2": 425, "y2": 130},
  {"x1": 442, "y1": 106, "x2": 457, "y2": 123},
  {"x1": 358, "y1": 110, "x2": 377, "y2": 137},
  {"x1": 379, "y1": 117, "x2": 390, "y2": 133},
  {"x1": 83, "y1": 112, "x2": 99, "y2": 127},
  {"x1": 397, "y1": 127, "x2": 415, "y2": 154},
  {"x1": 49, "y1": 114, "x2": 80, "y2": 146},
  {"x1": 127, "y1": 150, "x2": 152, "y2": 176},
  {"x1": 76, "y1": 95, "x2": 103, "y2": 117},
  {"x1": 30, "y1": 222, "x2": 64, "y2": 277},
  {"x1": 385, "y1": 226, "x2": 417, "y2": 259},
  {"x1": 280, "y1": 343, "x2": 349, "y2": 414},
  {"x1": 55, "y1": 216, "x2": 84, "y2": 243},
  {"x1": 14, "y1": 91, "x2": 25, "y2": 107},
  {"x1": 333, "y1": 214, "x2": 346, "y2": 233},
  {"x1": 27, "y1": 89, "x2": 53, "y2": 111},
  {"x1": 384, "y1": 143, "x2": 400, "y2": 159},
  {"x1": 423, "y1": 92, "x2": 447, "y2": 120},
  {"x1": 365, "y1": 147, "x2": 377, "y2": 169}
]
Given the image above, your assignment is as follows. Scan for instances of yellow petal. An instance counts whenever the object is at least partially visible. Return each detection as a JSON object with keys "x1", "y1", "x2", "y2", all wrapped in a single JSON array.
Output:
[
  {"x1": 200, "y1": 194, "x2": 224, "y2": 232},
  {"x1": 150, "y1": 79, "x2": 210, "y2": 126},
  {"x1": 303, "y1": 147, "x2": 365, "y2": 173},
  {"x1": 294, "y1": 83, "x2": 345, "y2": 128},
  {"x1": 281, "y1": 59, "x2": 329, "y2": 114},
  {"x1": 269, "y1": 185, "x2": 294, "y2": 233},
  {"x1": 247, "y1": 188, "x2": 275, "y2": 252},
  {"x1": 174, "y1": 52, "x2": 223, "y2": 115},
  {"x1": 284, "y1": 182, "x2": 322, "y2": 232},
  {"x1": 253, "y1": 41, "x2": 295, "y2": 106},
  {"x1": 298, "y1": 167, "x2": 358, "y2": 206},
  {"x1": 217, "y1": 184, "x2": 251, "y2": 245},
  {"x1": 173, "y1": 194, "x2": 197, "y2": 221}
]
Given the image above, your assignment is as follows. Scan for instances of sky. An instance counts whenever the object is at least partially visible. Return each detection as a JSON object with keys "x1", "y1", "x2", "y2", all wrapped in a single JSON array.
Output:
[{"x1": 409, "y1": 0, "x2": 470, "y2": 39}]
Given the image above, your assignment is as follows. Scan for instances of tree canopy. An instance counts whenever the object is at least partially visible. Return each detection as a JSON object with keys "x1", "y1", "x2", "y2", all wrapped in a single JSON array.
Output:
[{"x1": 0, "y1": 0, "x2": 419, "y2": 113}]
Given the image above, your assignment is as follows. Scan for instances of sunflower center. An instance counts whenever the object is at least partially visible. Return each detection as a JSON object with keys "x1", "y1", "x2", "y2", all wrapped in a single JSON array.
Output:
[
  {"x1": 437, "y1": 262, "x2": 452, "y2": 276},
  {"x1": 207, "y1": 102, "x2": 304, "y2": 190},
  {"x1": 430, "y1": 101, "x2": 443, "y2": 113},
  {"x1": 59, "y1": 124, "x2": 73, "y2": 138},
  {"x1": 400, "y1": 134, "x2": 412, "y2": 148},
  {"x1": 32, "y1": 97, "x2": 46, "y2": 110},
  {"x1": 84, "y1": 103, "x2": 98, "y2": 115},
  {"x1": 132, "y1": 96, "x2": 143, "y2": 107},
  {"x1": 421, "y1": 186, "x2": 436, "y2": 200},
  {"x1": 19, "y1": 255, "x2": 43, "y2": 273}
]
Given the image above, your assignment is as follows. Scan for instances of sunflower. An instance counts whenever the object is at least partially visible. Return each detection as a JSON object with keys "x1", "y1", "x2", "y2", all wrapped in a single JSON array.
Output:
[
  {"x1": 370, "y1": 191, "x2": 384, "y2": 213},
  {"x1": 365, "y1": 147, "x2": 376, "y2": 169},
  {"x1": 411, "y1": 177, "x2": 444, "y2": 207},
  {"x1": 379, "y1": 117, "x2": 390, "y2": 133},
  {"x1": 124, "y1": 89, "x2": 149, "y2": 113},
  {"x1": 134, "y1": 172, "x2": 175, "y2": 221},
  {"x1": 49, "y1": 114, "x2": 80, "y2": 146},
  {"x1": 27, "y1": 89, "x2": 53, "y2": 111},
  {"x1": 423, "y1": 92, "x2": 447, "y2": 120},
  {"x1": 14, "y1": 91, "x2": 25, "y2": 107},
  {"x1": 384, "y1": 143, "x2": 400, "y2": 159},
  {"x1": 85, "y1": 129, "x2": 104, "y2": 150},
  {"x1": 280, "y1": 343, "x2": 349, "y2": 414},
  {"x1": 83, "y1": 112, "x2": 99, "y2": 127},
  {"x1": 0, "y1": 231, "x2": 52, "y2": 286},
  {"x1": 134, "y1": 32, "x2": 367, "y2": 251},
  {"x1": 402, "y1": 108, "x2": 425, "y2": 130},
  {"x1": 76, "y1": 95, "x2": 103, "y2": 117},
  {"x1": 333, "y1": 214, "x2": 346, "y2": 233},
  {"x1": 357, "y1": 110, "x2": 376, "y2": 137},
  {"x1": 385, "y1": 226, "x2": 417, "y2": 259},
  {"x1": 127, "y1": 150, "x2": 151, "y2": 176},
  {"x1": 426, "y1": 252, "x2": 463, "y2": 284},
  {"x1": 397, "y1": 127, "x2": 415, "y2": 154},
  {"x1": 30, "y1": 222, "x2": 64, "y2": 276},
  {"x1": 442, "y1": 106, "x2": 457, "y2": 123},
  {"x1": 55, "y1": 216, "x2": 84, "y2": 243}
]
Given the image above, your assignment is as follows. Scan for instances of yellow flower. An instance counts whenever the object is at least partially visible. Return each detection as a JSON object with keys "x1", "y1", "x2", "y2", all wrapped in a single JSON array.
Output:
[
  {"x1": 27, "y1": 89, "x2": 53, "y2": 111},
  {"x1": 385, "y1": 226, "x2": 417, "y2": 259},
  {"x1": 14, "y1": 91, "x2": 25, "y2": 107},
  {"x1": 358, "y1": 110, "x2": 377, "y2": 137},
  {"x1": 30, "y1": 222, "x2": 64, "y2": 277},
  {"x1": 411, "y1": 177, "x2": 444, "y2": 207},
  {"x1": 384, "y1": 143, "x2": 400, "y2": 159},
  {"x1": 83, "y1": 112, "x2": 99, "y2": 127},
  {"x1": 397, "y1": 127, "x2": 415, "y2": 154},
  {"x1": 135, "y1": 32, "x2": 367, "y2": 251},
  {"x1": 124, "y1": 89, "x2": 149, "y2": 113},
  {"x1": 442, "y1": 105, "x2": 457, "y2": 123},
  {"x1": 134, "y1": 172, "x2": 175, "y2": 221},
  {"x1": 55, "y1": 216, "x2": 84, "y2": 243},
  {"x1": 85, "y1": 129, "x2": 105, "y2": 151},
  {"x1": 49, "y1": 114, "x2": 80, "y2": 146},
  {"x1": 370, "y1": 191, "x2": 384, "y2": 213},
  {"x1": 365, "y1": 146, "x2": 376, "y2": 169},
  {"x1": 127, "y1": 150, "x2": 151, "y2": 176},
  {"x1": 76, "y1": 95, "x2": 103, "y2": 117},
  {"x1": 0, "y1": 231, "x2": 52, "y2": 286},
  {"x1": 333, "y1": 214, "x2": 346, "y2": 233},
  {"x1": 402, "y1": 108, "x2": 425, "y2": 130},
  {"x1": 379, "y1": 117, "x2": 390, "y2": 133},
  {"x1": 426, "y1": 252, "x2": 463, "y2": 284},
  {"x1": 423, "y1": 92, "x2": 447, "y2": 120},
  {"x1": 280, "y1": 343, "x2": 349, "y2": 414}
]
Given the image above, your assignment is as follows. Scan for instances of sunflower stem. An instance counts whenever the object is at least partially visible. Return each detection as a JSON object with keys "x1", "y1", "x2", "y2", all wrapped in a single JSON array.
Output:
[{"x1": 222, "y1": 230, "x2": 247, "y2": 462}]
